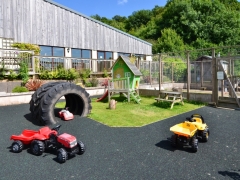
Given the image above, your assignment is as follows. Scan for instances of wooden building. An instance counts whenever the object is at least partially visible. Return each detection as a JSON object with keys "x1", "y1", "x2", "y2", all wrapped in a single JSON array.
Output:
[{"x1": 0, "y1": 0, "x2": 152, "y2": 65}]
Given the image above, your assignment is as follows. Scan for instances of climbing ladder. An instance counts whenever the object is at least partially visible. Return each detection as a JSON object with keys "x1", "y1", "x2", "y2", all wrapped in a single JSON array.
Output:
[{"x1": 122, "y1": 90, "x2": 141, "y2": 104}]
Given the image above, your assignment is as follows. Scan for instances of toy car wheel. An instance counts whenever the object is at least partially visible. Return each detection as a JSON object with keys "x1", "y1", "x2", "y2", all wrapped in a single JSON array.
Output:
[
  {"x1": 191, "y1": 138, "x2": 198, "y2": 152},
  {"x1": 31, "y1": 140, "x2": 45, "y2": 156},
  {"x1": 57, "y1": 148, "x2": 68, "y2": 163},
  {"x1": 171, "y1": 135, "x2": 177, "y2": 147},
  {"x1": 202, "y1": 128, "x2": 209, "y2": 142},
  {"x1": 77, "y1": 141, "x2": 85, "y2": 155},
  {"x1": 11, "y1": 140, "x2": 23, "y2": 153}
]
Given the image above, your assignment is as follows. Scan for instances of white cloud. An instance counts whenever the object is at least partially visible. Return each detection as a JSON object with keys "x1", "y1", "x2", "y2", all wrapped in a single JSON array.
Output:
[{"x1": 118, "y1": 0, "x2": 128, "y2": 5}]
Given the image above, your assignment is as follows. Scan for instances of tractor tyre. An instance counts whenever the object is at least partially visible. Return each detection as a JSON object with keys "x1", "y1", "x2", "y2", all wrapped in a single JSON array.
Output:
[
  {"x1": 57, "y1": 148, "x2": 68, "y2": 163},
  {"x1": 77, "y1": 141, "x2": 85, "y2": 155},
  {"x1": 30, "y1": 82, "x2": 92, "y2": 125},
  {"x1": 191, "y1": 138, "x2": 198, "y2": 152},
  {"x1": 171, "y1": 134, "x2": 177, "y2": 147},
  {"x1": 202, "y1": 128, "x2": 209, "y2": 142},
  {"x1": 39, "y1": 82, "x2": 92, "y2": 125},
  {"x1": 29, "y1": 81, "x2": 65, "y2": 125},
  {"x1": 11, "y1": 140, "x2": 23, "y2": 153},
  {"x1": 31, "y1": 140, "x2": 45, "y2": 156}
]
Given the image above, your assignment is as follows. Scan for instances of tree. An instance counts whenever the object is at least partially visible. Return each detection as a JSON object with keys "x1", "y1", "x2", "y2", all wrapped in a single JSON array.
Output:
[
  {"x1": 155, "y1": 28, "x2": 185, "y2": 53},
  {"x1": 125, "y1": 10, "x2": 152, "y2": 31}
]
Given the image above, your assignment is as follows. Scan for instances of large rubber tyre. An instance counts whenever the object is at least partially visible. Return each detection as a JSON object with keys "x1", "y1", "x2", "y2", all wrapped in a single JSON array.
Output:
[
  {"x1": 30, "y1": 82, "x2": 92, "y2": 125},
  {"x1": 202, "y1": 128, "x2": 210, "y2": 142},
  {"x1": 31, "y1": 140, "x2": 45, "y2": 156},
  {"x1": 77, "y1": 141, "x2": 85, "y2": 155},
  {"x1": 11, "y1": 140, "x2": 23, "y2": 153},
  {"x1": 30, "y1": 81, "x2": 65, "y2": 124},
  {"x1": 191, "y1": 138, "x2": 198, "y2": 152},
  {"x1": 171, "y1": 134, "x2": 177, "y2": 147},
  {"x1": 57, "y1": 148, "x2": 68, "y2": 163}
]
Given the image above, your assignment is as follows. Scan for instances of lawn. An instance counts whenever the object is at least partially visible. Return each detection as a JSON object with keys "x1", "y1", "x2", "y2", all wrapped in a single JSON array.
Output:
[{"x1": 55, "y1": 95, "x2": 206, "y2": 127}]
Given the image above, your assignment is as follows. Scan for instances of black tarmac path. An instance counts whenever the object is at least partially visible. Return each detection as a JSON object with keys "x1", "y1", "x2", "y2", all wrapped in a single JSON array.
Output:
[{"x1": 0, "y1": 104, "x2": 240, "y2": 180}]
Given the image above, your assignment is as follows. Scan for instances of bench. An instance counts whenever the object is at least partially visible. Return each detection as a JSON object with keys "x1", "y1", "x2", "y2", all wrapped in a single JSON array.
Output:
[{"x1": 154, "y1": 90, "x2": 184, "y2": 109}]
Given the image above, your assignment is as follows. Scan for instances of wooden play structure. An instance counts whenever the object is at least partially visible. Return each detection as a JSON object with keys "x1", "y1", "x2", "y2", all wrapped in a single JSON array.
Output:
[{"x1": 107, "y1": 55, "x2": 142, "y2": 104}]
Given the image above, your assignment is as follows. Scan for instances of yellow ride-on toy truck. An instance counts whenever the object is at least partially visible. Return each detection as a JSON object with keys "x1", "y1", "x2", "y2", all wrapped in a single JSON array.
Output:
[
  {"x1": 170, "y1": 114, "x2": 209, "y2": 152},
  {"x1": 186, "y1": 114, "x2": 209, "y2": 142},
  {"x1": 170, "y1": 121, "x2": 199, "y2": 152}
]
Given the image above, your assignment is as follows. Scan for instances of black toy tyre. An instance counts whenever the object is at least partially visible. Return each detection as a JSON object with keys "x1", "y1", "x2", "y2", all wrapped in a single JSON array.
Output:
[
  {"x1": 30, "y1": 82, "x2": 92, "y2": 125},
  {"x1": 191, "y1": 138, "x2": 198, "y2": 152},
  {"x1": 77, "y1": 141, "x2": 85, "y2": 155},
  {"x1": 202, "y1": 128, "x2": 209, "y2": 142},
  {"x1": 57, "y1": 148, "x2": 68, "y2": 163},
  {"x1": 171, "y1": 134, "x2": 177, "y2": 147},
  {"x1": 11, "y1": 140, "x2": 23, "y2": 153},
  {"x1": 31, "y1": 140, "x2": 45, "y2": 156}
]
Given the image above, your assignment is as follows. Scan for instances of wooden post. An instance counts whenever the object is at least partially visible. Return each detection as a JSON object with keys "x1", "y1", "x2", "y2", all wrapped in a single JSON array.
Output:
[
  {"x1": 187, "y1": 51, "x2": 190, "y2": 101},
  {"x1": 158, "y1": 54, "x2": 162, "y2": 92},
  {"x1": 212, "y1": 48, "x2": 218, "y2": 103},
  {"x1": 109, "y1": 99, "x2": 117, "y2": 109}
]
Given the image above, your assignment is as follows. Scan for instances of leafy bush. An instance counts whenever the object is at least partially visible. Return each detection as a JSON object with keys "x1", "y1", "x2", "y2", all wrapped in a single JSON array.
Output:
[
  {"x1": 88, "y1": 76, "x2": 99, "y2": 87},
  {"x1": 79, "y1": 69, "x2": 91, "y2": 84},
  {"x1": 8, "y1": 70, "x2": 18, "y2": 81},
  {"x1": 19, "y1": 61, "x2": 29, "y2": 84},
  {"x1": 12, "y1": 86, "x2": 29, "y2": 93}
]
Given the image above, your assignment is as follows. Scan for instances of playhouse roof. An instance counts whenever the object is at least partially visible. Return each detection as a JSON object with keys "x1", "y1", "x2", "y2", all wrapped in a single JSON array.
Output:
[{"x1": 112, "y1": 55, "x2": 142, "y2": 76}]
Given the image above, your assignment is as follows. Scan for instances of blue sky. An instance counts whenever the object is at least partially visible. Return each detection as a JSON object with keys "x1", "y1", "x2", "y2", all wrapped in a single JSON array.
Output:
[{"x1": 52, "y1": 0, "x2": 168, "y2": 19}]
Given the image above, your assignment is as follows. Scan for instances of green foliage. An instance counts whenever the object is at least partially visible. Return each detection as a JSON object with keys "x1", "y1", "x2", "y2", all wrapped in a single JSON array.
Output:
[
  {"x1": 8, "y1": 70, "x2": 18, "y2": 81},
  {"x1": 103, "y1": 68, "x2": 109, "y2": 78},
  {"x1": 12, "y1": 86, "x2": 29, "y2": 93},
  {"x1": 66, "y1": 68, "x2": 79, "y2": 81},
  {"x1": 85, "y1": 76, "x2": 99, "y2": 87},
  {"x1": 0, "y1": 62, "x2": 7, "y2": 79},
  {"x1": 39, "y1": 67, "x2": 78, "y2": 81},
  {"x1": 79, "y1": 69, "x2": 91, "y2": 84},
  {"x1": 125, "y1": 10, "x2": 152, "y2": 31},
  {"x1": 91, "y1": 0, "x2": 240, "y2": 54},
  {"x1": 19, "y1": 61, "x2": 29, "y2": 84},
  {"x1": 155, "y1": 28, "x2": 185, "y2": 53},
  {"x1": 11, "y1": 43, "x2": 40, "y2": 55},
  {"x1": 163, "y1": 57, "x2": 187, "y2": 82}
]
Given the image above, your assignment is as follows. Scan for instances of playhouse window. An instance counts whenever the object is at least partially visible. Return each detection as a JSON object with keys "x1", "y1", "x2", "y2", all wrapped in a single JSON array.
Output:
[{"x1": 125, "y1": 72, "x2": 131, "y2": 78}]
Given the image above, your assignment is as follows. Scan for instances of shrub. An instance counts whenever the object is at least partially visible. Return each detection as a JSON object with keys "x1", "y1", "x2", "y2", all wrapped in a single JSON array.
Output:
[
  {"x1": 12, "y1": 86, "x2": 29, "y2": 93},
  {"x1": 88, "y1": 76, "x2": 99, "y2": 87},
  {"x1": 8, "y1": 70, "x2": 18, "y2": 81},
  {"x1": 25, "y1": 79, "x2": 45, "y2": 91}
]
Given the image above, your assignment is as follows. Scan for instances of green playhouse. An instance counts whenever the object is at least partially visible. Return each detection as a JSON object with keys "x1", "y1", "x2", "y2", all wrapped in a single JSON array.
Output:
[{"x1": 107, "y1": 55, "x2": 142, "y2": 103}]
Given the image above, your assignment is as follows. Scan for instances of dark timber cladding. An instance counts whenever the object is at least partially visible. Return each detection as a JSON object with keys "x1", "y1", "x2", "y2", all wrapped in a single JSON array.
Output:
[{"x1": 0, "y1": 0, "x2": 152, "y2": 55}]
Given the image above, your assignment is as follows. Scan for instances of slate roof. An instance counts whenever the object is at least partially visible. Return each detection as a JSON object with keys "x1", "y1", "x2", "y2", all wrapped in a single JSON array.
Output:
[{"x1": 111, "y1": 55, "x2": 142, "y2": 76}]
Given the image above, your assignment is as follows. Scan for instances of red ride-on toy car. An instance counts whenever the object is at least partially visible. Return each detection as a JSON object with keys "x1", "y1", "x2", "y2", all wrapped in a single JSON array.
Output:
[
  {"x1": 10, "y1": 125, "x2": 85, "y2": 163},
  {"x1": 59, "y1": 107, "x2": 74, "y2": 121}
]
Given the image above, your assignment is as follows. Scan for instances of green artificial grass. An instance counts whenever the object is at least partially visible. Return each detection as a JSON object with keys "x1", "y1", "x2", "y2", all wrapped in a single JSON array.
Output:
[{"x1": 55, "y1": 95, "x2": 206, "y2": 127}]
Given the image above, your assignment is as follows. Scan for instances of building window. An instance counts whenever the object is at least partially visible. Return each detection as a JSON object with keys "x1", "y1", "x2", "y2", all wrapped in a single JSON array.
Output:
[
  {"x1": 97, "y1": 51, "x2": 113, "y2": 60},
  {"x1": 40, "y1": 46, "x2": 52, "y2": 56},
  {"x1": 82, "y1": 49, "x2": 91, "y2": 59},
  {"x1": 39, "y1": 46, "x2": 64, "y2": 70},
  {"x1": 71, "y1": 49, "x2": 91, "y2": 70},
  {"x1": 71, "y1": 49, "x2": 81, "y2": 58}
]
